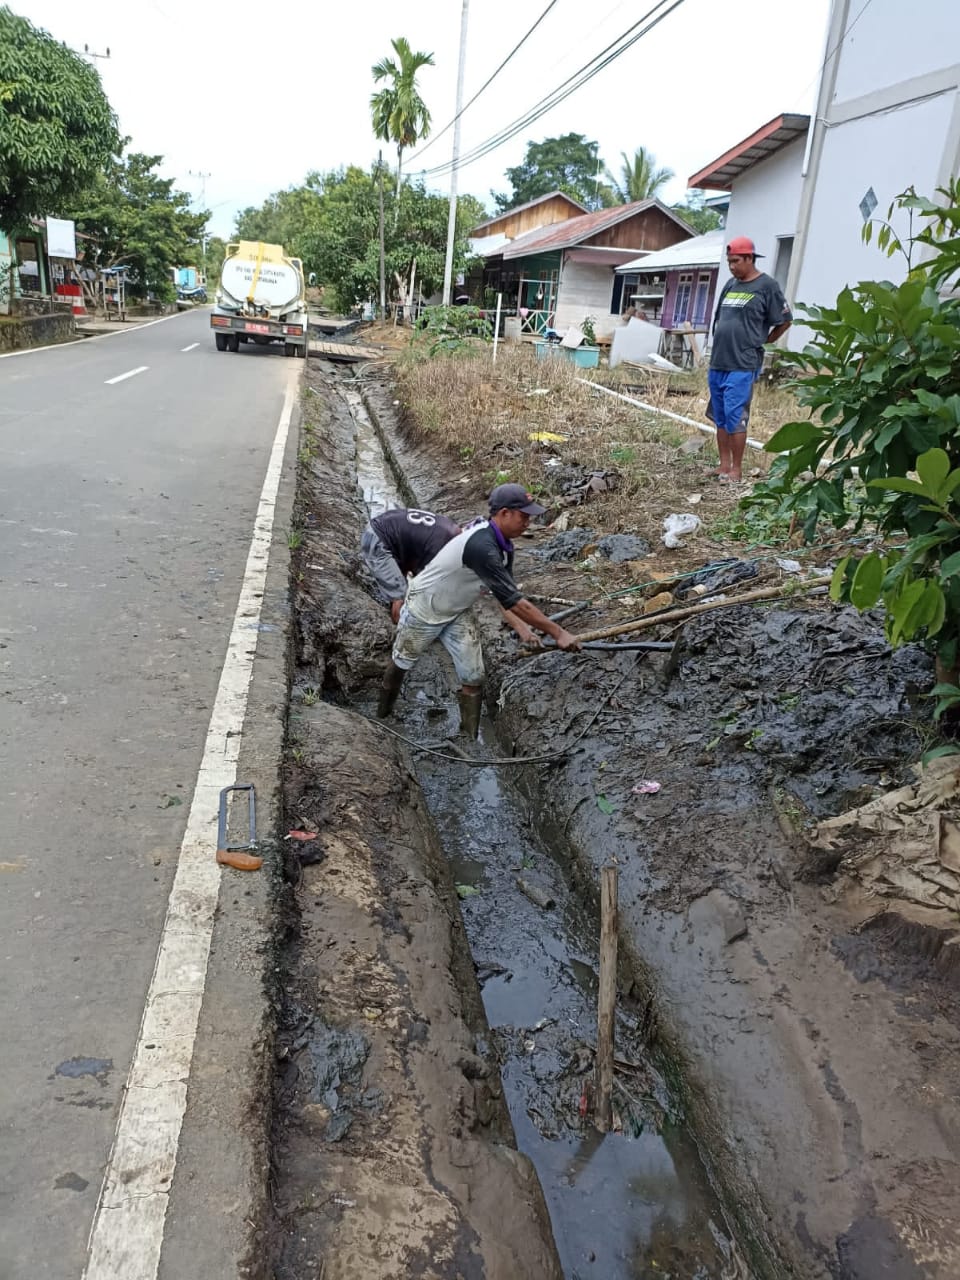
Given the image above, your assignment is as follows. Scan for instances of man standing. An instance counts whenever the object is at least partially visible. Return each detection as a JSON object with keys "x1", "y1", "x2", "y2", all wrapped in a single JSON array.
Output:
[
  {"x1": 708, "y1": 236, "x2": 792, "y2": 482},
  {"x1": 361, "y1": 507, "x2": 460, "y2": 624},
  {"x1": 377, "y1": 484, "x2": 580, "y2": 737}
]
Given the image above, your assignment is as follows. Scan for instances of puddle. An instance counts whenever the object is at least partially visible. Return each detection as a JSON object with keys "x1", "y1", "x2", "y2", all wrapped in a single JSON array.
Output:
[
  {"x1": 340, "y1": 386, "x2": 402, "y2": 519},
  {"x1": 410, "y1": 693, "x2": 744, "y2": 1279},
  {"x1": 334, "y1": 375, "x2": 751, "y2": 1278}
]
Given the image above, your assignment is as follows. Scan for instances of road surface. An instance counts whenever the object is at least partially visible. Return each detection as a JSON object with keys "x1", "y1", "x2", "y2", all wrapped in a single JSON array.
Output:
[{"x1": 0, "y1": 312, "x2": 298, "y2": 1278}]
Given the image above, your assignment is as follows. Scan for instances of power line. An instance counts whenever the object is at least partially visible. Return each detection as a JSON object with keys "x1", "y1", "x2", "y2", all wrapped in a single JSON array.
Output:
[
  {"x1": 789, "y1": 0, "x2": 874, "y2": 113},
  {"x1": 416, "y1": 0, "x2": 685, "y2": 181},
  {"x1": 406, "y1": 0, "x2": 561, "y2": 167}
]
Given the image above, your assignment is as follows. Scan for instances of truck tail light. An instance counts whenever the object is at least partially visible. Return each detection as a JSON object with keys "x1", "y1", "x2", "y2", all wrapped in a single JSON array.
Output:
[
  {"x1": 283, "y1": 325, "x2": 303, "y2": 335},
  {"x1": 211, "y1": 315, "x2": 229, "y2": 327}
]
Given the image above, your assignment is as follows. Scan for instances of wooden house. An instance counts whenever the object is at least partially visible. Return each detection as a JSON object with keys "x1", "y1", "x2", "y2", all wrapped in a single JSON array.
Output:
[
  {"x1": 470, "y1": 199, "x2": 696, "y2": 339},
  {"x1": 615, "y1": 230, "x2": 724, "y2": 333}
]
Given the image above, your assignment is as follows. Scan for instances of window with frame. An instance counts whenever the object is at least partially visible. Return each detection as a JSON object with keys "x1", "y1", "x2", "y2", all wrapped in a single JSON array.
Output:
[
  {"x1": 672, "y1": 272, "x2": 692, "y2": 325},
  {"x1": 692, "y1": 272, "x2": 712, "y2": 325}
]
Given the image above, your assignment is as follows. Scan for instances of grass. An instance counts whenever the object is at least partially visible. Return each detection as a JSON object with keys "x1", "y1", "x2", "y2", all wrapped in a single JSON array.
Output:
[{"x1": 392, "y1": 341, "x2": 788, "y2": 554}]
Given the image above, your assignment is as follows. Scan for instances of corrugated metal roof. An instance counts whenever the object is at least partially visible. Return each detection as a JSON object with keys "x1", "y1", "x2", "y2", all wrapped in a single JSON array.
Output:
[
  {"x1": 470, "y1": 190, "x2": 587, "y2": 234},
  {"x1": 689, "y1": 113, "x2": 810, "y2": 191},
  {"x1": 617, "y1": 230, "x2": 724, "y2": 274},
  {"x1": 500, "y1": 199, "x2": 696, "y2": 261}
]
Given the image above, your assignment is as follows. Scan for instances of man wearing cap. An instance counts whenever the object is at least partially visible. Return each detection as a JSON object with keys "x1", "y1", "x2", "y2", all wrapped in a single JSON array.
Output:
[
  {"x1": 377, "y1": 483, "x2": 581, "y2": 737},
  {"x1": 361, "y1": 507, "x2": 461, "y2": 624},
  {"x1": 708, "y1": 236, "x2": 792, "y2": 481}
]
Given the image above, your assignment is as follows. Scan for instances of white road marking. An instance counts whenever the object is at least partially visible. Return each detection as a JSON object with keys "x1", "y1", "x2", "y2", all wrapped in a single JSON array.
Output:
[
  {"x1": 104, "y1": 366, "x2": 149, "y2": 385},
  {"x1": 0, "y1": 309, "x2": 197, "y2": 359},
  {"x1": 181, "y1": 343, "x2": 199, "y2": 352},
  {"x1": 82, "y1": 370, "x2": 299, "y2": 1280}
]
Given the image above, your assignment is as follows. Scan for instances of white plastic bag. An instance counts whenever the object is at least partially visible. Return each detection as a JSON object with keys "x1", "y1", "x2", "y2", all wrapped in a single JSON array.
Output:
[{"x1": 661, "y1": 513, "x2": 702, "y2": 549}]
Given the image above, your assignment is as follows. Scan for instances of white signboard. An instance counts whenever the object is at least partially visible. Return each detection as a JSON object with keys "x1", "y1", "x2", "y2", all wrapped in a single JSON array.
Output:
[{"x1": 46, "y1": 217, "x2": 77, "y2": 260}]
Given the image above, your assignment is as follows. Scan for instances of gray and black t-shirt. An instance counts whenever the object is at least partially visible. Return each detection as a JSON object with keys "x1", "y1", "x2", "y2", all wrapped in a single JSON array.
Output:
[
  {"x1": 405, "y1": 521, "x2": 521, "y2": 624},
  {"x1": 710, "y1": 273, "x2": 792, "y2": 372}
]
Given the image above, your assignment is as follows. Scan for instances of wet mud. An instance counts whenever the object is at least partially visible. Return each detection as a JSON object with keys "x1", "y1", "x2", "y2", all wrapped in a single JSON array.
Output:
[{"x1": 353, "y1": 365, "x2": 960, "y2": 1280}]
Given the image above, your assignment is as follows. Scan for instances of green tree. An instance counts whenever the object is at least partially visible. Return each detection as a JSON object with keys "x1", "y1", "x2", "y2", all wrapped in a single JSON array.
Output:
[
  {"x1": 234, "y1": 177, "x2": 324, "y2": 249},
  {"x1": 0, "y1": 6, "x2": 120, "y2": 229},
  {"x1": 745, "y1": 182, "x2": 960, "y2": 680},
  {"x1": 205, "y1": 235, "x2": 227, "y2": 282},
  {"x1": 370, "y1": 36, "x2": 435, "y2": 205},
  {"x1": 605, "y1": 146, "x2": 674, "y2": 204},
  {"x1": 671, "y1": 188, "x2": 721, "y2": 233},
  {"x1": 68, "y1": 149, "x2": 208, "y2": 300},
  {"x1": 494, "y1": 134, "x2": 615, "y2": 212}
]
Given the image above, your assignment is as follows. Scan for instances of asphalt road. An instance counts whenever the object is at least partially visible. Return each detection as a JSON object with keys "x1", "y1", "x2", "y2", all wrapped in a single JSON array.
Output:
[{"x1": 0, "y1": 312, "x2": 297, "y2": 1278}]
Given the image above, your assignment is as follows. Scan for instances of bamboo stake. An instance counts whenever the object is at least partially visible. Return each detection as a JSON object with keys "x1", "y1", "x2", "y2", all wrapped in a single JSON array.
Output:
[
  {"x1": 572, "y1": 582, "x2": 824, "y2": 645},
  {"x1": 596, "y1": 864, "x2": 618, "y2": 1132}
]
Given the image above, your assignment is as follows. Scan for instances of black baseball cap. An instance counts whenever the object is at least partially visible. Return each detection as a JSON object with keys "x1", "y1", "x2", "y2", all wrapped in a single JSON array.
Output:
[{"x1": 488, "y1": 483, "x2": 547, "y2": 516}]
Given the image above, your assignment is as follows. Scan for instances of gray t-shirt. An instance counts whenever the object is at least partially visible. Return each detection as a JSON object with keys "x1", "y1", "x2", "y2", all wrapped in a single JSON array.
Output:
[{"x1": 710, "y1": 273, "x2": 791, "y2": 372}]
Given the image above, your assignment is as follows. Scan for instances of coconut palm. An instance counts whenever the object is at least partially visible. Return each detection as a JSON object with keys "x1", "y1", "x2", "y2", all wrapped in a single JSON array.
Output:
[
  {"x1": 370, "y1": 37, "x2": 435, "y2": 210},
  {"x1": 606, "y1": 147, "x2": 675, "y2": 204}
]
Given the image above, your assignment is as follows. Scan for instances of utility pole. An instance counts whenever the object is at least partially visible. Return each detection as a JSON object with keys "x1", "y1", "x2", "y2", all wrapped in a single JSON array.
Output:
[
  {"x1": 73, "y1": 43, "x2": 111, "y2": 61},
  {"x1": 378, "y1": 151, "x2": 387, "y2": 320},
  {"x1": 188, "y1": 170, "x2": 212, "y2": 278},
  {"x1": 441, "y1": 0, "x2": 469, "y2": 307}
]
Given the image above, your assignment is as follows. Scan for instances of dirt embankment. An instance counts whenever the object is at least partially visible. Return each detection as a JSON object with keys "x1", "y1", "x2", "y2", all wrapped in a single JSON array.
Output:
[
  {"x1": 360, "y1": 362, "x2": 960, "y2": 1280},
  {"x1": 269, "y1": 380, "x2": 560, "y2": 1279}
]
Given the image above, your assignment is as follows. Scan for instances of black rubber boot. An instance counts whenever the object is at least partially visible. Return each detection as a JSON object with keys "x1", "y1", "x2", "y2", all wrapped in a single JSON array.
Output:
[
  {"x1": 458, "y1": 689, "x2": 483, "y2": 740},
  {"x1": 377, "y1": 660, "x2": 406, "y2": 718}
]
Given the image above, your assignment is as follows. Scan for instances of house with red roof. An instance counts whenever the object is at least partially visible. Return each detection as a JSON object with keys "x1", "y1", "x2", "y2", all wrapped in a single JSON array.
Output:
[{"x1": 468, "y1": 194, "x2": 696, "y2": 340}]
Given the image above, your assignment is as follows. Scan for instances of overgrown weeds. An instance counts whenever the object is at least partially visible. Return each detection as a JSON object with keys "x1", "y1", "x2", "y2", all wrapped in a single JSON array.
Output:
[{"x1": 392, "y1": 342, "x2": 779, "y2": 550}]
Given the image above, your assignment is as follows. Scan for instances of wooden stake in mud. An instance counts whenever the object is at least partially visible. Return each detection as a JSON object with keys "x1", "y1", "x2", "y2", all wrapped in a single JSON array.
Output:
[{"x1": 596, "y1": 863, "x2": 618, "y2": 1132}]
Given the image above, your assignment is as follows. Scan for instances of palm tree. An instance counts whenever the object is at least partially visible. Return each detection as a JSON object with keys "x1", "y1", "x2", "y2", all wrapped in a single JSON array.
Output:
[
  {"x1": 370, "y1": 37, "x2": 435, "y2": 209},
  {"x1": 606, "y1": 147, "x2": 675, "y2": 204}
]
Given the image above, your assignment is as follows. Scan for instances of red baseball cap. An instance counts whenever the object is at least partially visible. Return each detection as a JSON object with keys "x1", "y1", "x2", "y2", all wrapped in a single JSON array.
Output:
[{"x1": 727, "y1": 236, "x2": 764, "y2": 258}]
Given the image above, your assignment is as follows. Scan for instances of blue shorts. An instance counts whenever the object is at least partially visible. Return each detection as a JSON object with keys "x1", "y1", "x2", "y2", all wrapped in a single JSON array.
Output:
[{"x1": 708, "y1": 369, "x2": 757, "y2": 434}]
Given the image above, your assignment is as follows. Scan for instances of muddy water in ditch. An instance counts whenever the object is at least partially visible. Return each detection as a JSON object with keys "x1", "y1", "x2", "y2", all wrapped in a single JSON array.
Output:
[{"x1": 340, "y1": 378, "x2": 749, "y2": 1279}]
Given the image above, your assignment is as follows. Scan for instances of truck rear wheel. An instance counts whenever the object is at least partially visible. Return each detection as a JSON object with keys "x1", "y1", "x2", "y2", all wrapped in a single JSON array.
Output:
[
  {"x1": 227, "y1": 334, "x2": 240, "y2": 353},
  {"x1": 283, "y1": 342, "x2": 295, "y2": 357},
  {"x1": 215, "y1": 333, "x2": 227, "y2": 351}
]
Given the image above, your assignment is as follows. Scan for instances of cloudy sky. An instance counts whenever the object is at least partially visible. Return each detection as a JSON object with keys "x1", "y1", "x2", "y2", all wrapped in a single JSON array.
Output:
[{"x1": 19, "y1": 0, "x2": 831, "y2": 237}]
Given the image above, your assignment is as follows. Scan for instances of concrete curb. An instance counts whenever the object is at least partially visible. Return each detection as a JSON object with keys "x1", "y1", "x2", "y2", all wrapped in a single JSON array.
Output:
[{"x1": 157, "y1": 379, "x2": 300, "y2": 1280}]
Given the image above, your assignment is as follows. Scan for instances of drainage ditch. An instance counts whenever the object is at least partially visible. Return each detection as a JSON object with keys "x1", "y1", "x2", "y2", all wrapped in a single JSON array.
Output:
[{"x1": 296, "y1": 366, "x2": 752, "y2": 1278}]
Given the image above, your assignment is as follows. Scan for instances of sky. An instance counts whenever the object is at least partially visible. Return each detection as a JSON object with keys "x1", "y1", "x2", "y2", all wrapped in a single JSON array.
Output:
[{"x1": 18, "y1": 0, "x2": 832, "y2": 238}]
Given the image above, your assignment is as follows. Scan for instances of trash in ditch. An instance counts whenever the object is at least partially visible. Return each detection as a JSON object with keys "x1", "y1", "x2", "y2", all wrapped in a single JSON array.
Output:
[
  {"x1": 662, "y1": 513, "x2": 702, "y2": 549},
  {"x1": 596, "y1": 794, "x2": 615, "y2": 814},
  {"x1": 525, "y1": 388, "x2": 551, "y2": 397},
  {"x1": 686, "y1": 493, "x2": 703, "y2": 504},
  {"x1": 632, "y1": 780, "x2": 662, "y2": 795},
  {"x1": 776, "y1": 558, "x2": 803, "y2": 573},
  {"x1": 680, "y1": 435, "x2": 707, "y2": 455},
  {"x1": 516, "y1": 876, "x2": 556, "y2": 910},
  {"x1": 158, "y1": 794, "x2": 183, "y2": 808},
  {"x1": 528, "y1": 430, "x2": 567, "y2": 442},
  {"x1": 456, "y1": 883, "x2": 481, "y2": 899},
  {"x1": 285, "y1": 829, "x2": 318, "y2": 841},
  {"x1": 297, "y1": 843, "x2": 325, "y2": 867}
]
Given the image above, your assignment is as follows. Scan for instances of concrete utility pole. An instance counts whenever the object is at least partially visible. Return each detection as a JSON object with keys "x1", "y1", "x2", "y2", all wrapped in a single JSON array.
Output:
[
  {"x1": 188, "y1": 170, "x2": 212, "y2": 275},
  {"x1": 441, "y1": 0, "x2": 470, "y2": 307}
]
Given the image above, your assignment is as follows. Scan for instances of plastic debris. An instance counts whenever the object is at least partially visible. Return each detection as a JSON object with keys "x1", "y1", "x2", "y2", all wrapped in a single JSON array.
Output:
[
  {"x1": 686, "y1": 493, "x2": 703, "y2": 504},
  {"x1": 776, "y1": 558, "x2": 803, "y2": 573},
  {"x1": 632, "y1": 780, "x2": 662, "y2": 795},
  {"x1": 285, "y1": 829, "x2": 319, "y2": 841},
  {"x1": 456, "y1": 883, "x2": 481, "y2": 899},
  {"x1": 528, "y1": 430, "x2": 568, "y2": 443},
  {"x1": 680, "y1": 435, "x2": 707, "y2": 455},
  {"x1": 661, "y1": 513, "x2": 703, "y2": 548}
]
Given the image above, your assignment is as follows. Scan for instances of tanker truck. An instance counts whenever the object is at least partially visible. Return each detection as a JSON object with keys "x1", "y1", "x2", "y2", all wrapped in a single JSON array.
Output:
[{"x1": 211, "y1": 240, "x2": 308, "y2": 357}]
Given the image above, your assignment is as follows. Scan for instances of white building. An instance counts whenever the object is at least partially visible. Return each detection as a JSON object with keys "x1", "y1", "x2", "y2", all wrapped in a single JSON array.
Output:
[
  {"x1": 790, "y1": 0, "x2": 960, "y2": 343},
  {"x1": 690, "y1": 0, "x2": 960, "y2": 348}
]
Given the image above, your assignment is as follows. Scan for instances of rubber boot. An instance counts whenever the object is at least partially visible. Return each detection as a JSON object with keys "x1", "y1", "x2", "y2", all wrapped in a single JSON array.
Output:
[
  {"x1": 377, "y1": 660, "x2": 406, "y2": 719},
  {"x1": 458, "y1": 689, "x2": 483, "y2": 740}
]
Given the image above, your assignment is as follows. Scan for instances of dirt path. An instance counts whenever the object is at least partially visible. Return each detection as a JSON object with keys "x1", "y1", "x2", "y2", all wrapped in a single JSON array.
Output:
[{"x1": 352, "y1": 362, "x2": 960, "y2": 1280}]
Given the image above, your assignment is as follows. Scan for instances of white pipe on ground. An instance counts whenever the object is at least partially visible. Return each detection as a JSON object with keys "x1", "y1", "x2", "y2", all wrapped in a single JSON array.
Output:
[{"x1": 576, "y1": 377, "x2": 767, "y2": 454}]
